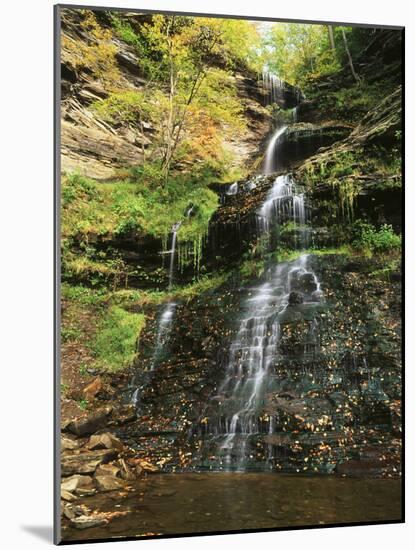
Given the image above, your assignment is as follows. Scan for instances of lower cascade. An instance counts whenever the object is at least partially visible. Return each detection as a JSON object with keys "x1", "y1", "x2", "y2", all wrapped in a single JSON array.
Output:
[{"x1": 197, "y1": 174, "x2": 324, "y2": 471}]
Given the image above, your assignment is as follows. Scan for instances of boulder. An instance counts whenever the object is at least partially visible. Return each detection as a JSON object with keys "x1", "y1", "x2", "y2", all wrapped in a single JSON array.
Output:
[
  {"x1": 62, "y1": 503, "x2": 89, "y2": 520},
  {"x1": 61, "y1": 490, "x2": 77, "y2": 502},
  {"x1": 61, "y1": 474, "x2": 94, "y2": 493},
  {"x1": 94, "y1": 475, "x2": 125, "y2": 492},
  {"x1": 290, "y1": 269, "x2": 318, "y2": 294},
  {"x1": 61, "y1": 449, "x2": 118, "y2": 476},
  {"x1": 136, "y1": 460, "x2": 159, "y2": 473},
  {"x1": 95, "y1": 463, "x2": 121, "y2": 478},
  {"x1": 288, "y1": 291, "x2": 304, "y2": 305},
  {"x1": 88, "y1": 432, "x2": 124, "y2": 451},
  {"x1": 65, "y1": 407, "x2": 112, "y2": 436},
  {"x1": 61, "y1": 435, "x2": 81, "y2": 452},
  {"x1": 311, "y1": 289, "x2": 324, "y2": 302},
  {"x1": 70, "y1": 515, "x2": 108, "y2": 530},
  {"x1": 62, "y1": 504, "x2": 76, "y2": 520},
  {"x1": 108, "y1": 404, "x2": 137, "y2": 426}
]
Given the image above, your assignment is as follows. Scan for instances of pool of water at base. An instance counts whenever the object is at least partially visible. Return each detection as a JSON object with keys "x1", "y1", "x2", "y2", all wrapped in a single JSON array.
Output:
[{"x1": 62, "y1": 472, "x2": 402, "y2": 541}]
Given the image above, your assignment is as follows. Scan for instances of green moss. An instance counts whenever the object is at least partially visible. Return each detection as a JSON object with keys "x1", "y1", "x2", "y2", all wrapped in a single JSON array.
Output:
[
  {"x1": 62, "y1": 172, "x2": 219, "y2": 279},
  {"x1": 301, "y1": 144, "x2": 401, "y2": 220},
  {"x1": 90, "y1": 306, "x2": 146, "y2": 372},
  {"x1": 62, "y1": 285, "x2": 146, "y2": 372},
  {"x1": 78, "y1": 398, "x2": 89, "y2": 411},
  {"x1": 62, "y1": 172, "x2": 215, "y2": 243},
  {"x1": 61, "y1": 325, "x2": 83, "y2": 343},
  {"x1": 308, "y1": 80, "x2": 396, "y2": 123},
  {"x1": 369, "y1": 258, "x2": 400, "y2": 280},
  {"x1": 276, "y1": 245, "x2": 351, "y2": 263},
  {"x1": 110, "y1": 272, "x2": 230, "y2": 307},
  {"x1": 279, "y1": 221, "x2": 309, "y2": 235},
  {"x1": 109, "y1": 13, "x2": 140, "y2": 46},
  {"x1": 63, "y1": 254, "x2": 128, "y2": 287},
  {"x1": 62, "y1": 283, "x2": 108, "y2": 305},
  {"x1": 61, "y1": 268, "x2": 231, "y2": 374}
]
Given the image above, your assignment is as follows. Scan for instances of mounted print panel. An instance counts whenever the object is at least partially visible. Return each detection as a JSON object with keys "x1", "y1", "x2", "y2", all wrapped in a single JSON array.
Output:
[{"x1": 55, "y1": 4, "x2": 403, "y2": 544}]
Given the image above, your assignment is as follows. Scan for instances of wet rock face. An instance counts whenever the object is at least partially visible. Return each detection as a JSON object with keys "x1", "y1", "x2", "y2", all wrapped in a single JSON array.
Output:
[
  {"x1": 288, "y1": 291, "x2": 303, "y2": 305},
  {"x1": 275, "y1": 123, "x2": 352, "y2": 171},
  {"x1": 290, "y1": 269, "x2": 318, "y2": 295}
]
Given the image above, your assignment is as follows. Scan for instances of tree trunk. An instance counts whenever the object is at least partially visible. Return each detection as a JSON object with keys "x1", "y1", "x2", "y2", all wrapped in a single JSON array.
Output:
[
  {"x1": 139, "y1": 118, "x2": 145, "y2": 161},
  {"x1": 341, "y1": 28, "x2": 361, "y2": 84},
  {"x1": 328, "y1": 25, "x2": 335, "y2": 51},
  {"x1": 161, "y1": 20, "x2": 176, "y2": 179},
  {"x1": 161, "y1": 34, "x2": 219, "y2": 179}
]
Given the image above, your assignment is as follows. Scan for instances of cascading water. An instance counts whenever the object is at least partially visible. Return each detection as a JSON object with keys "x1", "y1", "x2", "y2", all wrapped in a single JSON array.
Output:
[
  {"x1": 197, "y1": 89, "x2": 324, "y2": 469},
  {"x1": 262, "y1": 71, "x2": 286, "y2": 106},
  {"x1": 263, "y1": 126, "x2": 288, "y2": 175},
  {"x1": 292, "y1": 105, "x2": 299, "y2": 123},
  {"x1": 131, "y1": 223, "x2": 180, "y2": 405},
  {"x1": 204, "y1": 173, "x2": 321, "y2": 470},
  {"x1": 149, "y1": 223, "x2": 181, "y2": 371},
  {"x1": 261, "y1": 70, "x2": 303, "y2": 175},
  {"x1": 226, "y1": 182, "x2": 239, "y2": 196}
]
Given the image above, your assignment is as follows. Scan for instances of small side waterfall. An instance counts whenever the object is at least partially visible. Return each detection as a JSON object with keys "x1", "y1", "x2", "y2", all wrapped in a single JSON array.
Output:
[
  {"x1": 292, "y1": 106, "x2": 299, "y2": 123},
  {"x1": 149, "y1": 225, "x2": 180, "y2": 371},
  {"x1": 131, "y1": 223, "x2": 181, "y2": 405}
]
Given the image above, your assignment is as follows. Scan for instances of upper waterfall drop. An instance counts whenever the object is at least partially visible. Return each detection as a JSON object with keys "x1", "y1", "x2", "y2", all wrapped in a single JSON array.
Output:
[
  {"x1": 260, "y1": 69, "x2": 304, "y2": 176},
  {"x1": 262, "y1": 70, "x2": 286, "y2": 106},
  {"x1": 263, "y1": 126, "x2": 288, "y2": 175}
]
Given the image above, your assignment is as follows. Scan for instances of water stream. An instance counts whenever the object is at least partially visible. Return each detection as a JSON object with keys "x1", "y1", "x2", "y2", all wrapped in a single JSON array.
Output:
[
  {"x1": 131, "y1": 224, "x2": 180, "y2": 405},
  {"x1": 262, "y1": 71, "x2": 286, "y2": 105},
  {"x1": 205, "y1": 170, "x2": 321, "y2": 470},
  {"x1": 263, "y1": 126, "x2": 288, "y2": 175},
  {"x1": 149, "y1": 226, "x2": 180, "y2": 371},
  {"x1": 185, "y1": 114, "x2": 326, "y2": 471}
]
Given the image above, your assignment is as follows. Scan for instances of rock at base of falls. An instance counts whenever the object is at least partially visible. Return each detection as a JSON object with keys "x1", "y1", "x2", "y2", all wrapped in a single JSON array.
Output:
[{"x1": 288, "y1": 291, "x2": 304, "y2": 305}]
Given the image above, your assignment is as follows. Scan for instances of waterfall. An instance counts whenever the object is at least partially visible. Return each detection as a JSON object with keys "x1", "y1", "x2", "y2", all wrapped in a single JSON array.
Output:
[
  {"x1": 167, "y1": 228, "x2": 179, "y2": 291},
  {"x1": 226, "y1": 182, "x2": 239, "y2": 196},
  {"x1": 207, "y1": 173, "x2": 320, "y2": 470},
  {"x1": 262, "y1": 70, "x2": 286, "y2": 106},
  {"x1": 263, "y1": 126, "x2": 288, "y2": 175},
  {"x1": 149, "y1": 226, "x2": 180, "y2": 371},
  {"x1": 131, "y1": 223, "x2": 181, "y2": 406},
  {"x1": 216, "y1": 254, "x2": 321, "y2": 470},
  {"x1": 257, "y1": 174, "x2": 296, "y2": 232},
  {"x1": 292, "y1": 106, "x2": 299, "y2": 123}
]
